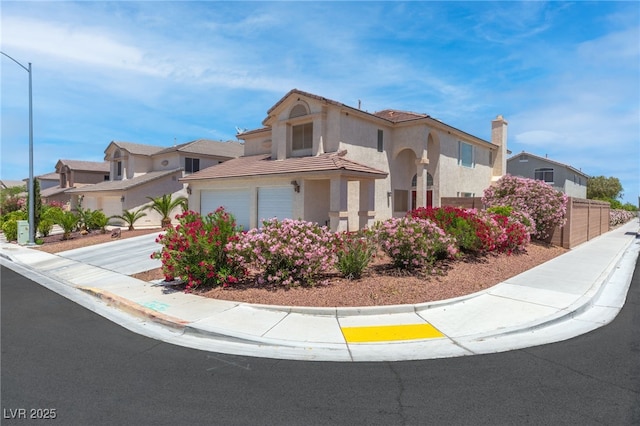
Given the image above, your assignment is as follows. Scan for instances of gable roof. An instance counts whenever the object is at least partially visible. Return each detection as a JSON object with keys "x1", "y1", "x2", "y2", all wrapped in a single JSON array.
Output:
[
  {"x1": 56, "y1": 159, "x2": 110, "y2": 172},
  {"x1": 66, "y1": 168, "x2": 183, "y2": 193},
  {"x1": 36, "y1": 172, "x2": 60, "y2": 180},
  {"x1": 258, "y1": 89, "x2": 494, "y2": 147},
  {"x1": 0, "y1": 180, "x2": 25, "y2": 189},
  {"x1": 105, "y1": 141, "x2": 166, "y2": 156},
  {"x1": 154, "y1": 139, "x2": 244, "y2": 158},
  {"x1": 508, "y1": 151, "x2": 590, "y2": 178},
  {"x1": 181, "y1": 151, "x2": 387, "y2": 181}
]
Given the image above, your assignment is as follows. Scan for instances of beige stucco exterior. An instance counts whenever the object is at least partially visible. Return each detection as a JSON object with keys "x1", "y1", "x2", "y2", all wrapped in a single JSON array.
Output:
[
  {"x1": 67, "y1": 140, "x2": 243, "y2": 228},
  {"x1": 184, "y1": 89, "x2": 508, "y2": 232}
]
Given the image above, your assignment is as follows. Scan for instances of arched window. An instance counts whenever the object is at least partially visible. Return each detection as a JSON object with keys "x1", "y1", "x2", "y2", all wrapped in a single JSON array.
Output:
[
  {"x1": 289, "y1": 104, "x2": 308, "y2": 119},
  {"x1": 411, "y1": 173, "x2": 433, "y2": 187}
]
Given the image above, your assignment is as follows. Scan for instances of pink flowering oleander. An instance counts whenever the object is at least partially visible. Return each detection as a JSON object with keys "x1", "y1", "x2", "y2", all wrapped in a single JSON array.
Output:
[
  {"x1": 610, "y1": 209, "x2": 637, "y2": 226},
  {"x1": 482, "y1": 174, "x2": 568, "y2": 241},
  {"x1": 227, "y1": 218, "x2": 336, "y2": 287},
  {"x1": 373, "y1": 216, "x2": 458, "y2": 271}
]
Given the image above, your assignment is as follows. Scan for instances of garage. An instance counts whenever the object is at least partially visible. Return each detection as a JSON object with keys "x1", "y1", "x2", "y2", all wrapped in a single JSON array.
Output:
[
  {"x1": 201, "y1": 189, "x2": 251, "y2": 230},
  {"x1": 257, "y1": 186, "x2": 293, "y2": 224}
]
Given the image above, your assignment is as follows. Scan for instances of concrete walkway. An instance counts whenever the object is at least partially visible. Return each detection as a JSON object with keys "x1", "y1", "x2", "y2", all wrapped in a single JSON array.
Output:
[{"x1": 1, "y1": 220, "x2": 638, "y2": 362}]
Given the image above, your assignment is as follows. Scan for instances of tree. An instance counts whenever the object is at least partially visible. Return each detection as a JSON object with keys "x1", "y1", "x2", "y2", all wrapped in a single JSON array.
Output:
[
  {"x1": 143, "y1": 194, "x2": 187, "y2": 228},
  {"x1": 0, "y1": 184, "x2": 26, "y2": 216},
  {"x1": 587, "y1": 176, "x2": 623, "y2": 201}
]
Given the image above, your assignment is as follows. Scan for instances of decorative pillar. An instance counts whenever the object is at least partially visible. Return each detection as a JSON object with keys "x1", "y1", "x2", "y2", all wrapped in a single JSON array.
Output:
[
  {"x1": 415, "y1": 153, "x2": 429, "y2": 209},
  {"x1": 329, "y1": 176, "x2": 348, "y2": 232},
  {"x1": 358, "y1": 180, "x2": 376, "y2": 229}
]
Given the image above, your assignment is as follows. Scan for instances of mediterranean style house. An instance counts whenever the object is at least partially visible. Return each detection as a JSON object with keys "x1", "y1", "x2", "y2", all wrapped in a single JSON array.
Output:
[
  {"x1": 67, "y1": 139, "x2": 244, "y2": 228},
  {"x1": 39, "y1": 160, "x2": 110, "y2": 206},
  {"x1": 507, "y1": 151, "x2": 589, "y2": 198},
  {"x1": 182, "y1": 89, "x2": 508, "y2": 231}
]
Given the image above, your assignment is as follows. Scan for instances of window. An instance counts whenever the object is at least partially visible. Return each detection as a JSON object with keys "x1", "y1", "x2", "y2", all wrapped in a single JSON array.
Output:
[
  {"x1": 377, "y1": 129, "x2": 384, "y2": 152},
  {"x1": 116, "y1": 161, "x2": 122, "y2": 177},
  {"x1": 292, "y1": 123, "x2": 313, "y2": 151},
  {"x1": 519, "y1": 155, "x2": 529, "y2": 162},
  {"x1": 534, "y1": 168, "x2": 554, "y2": 183},
  {"x1": 393, "y1": 189, "x2": 408, "y2": 212},
  {"x1": 458, "y1": 141, "x2": 474, "y2": 168},
  {"x1": 104, "y1": 175, "x2": 109, "y2": 181},
  {"x1": 185, "y1": 158, "x2": 200, "y2": 174},
  {"x1": 457, "y1": 192, "x2": 475, "y2": 197}
]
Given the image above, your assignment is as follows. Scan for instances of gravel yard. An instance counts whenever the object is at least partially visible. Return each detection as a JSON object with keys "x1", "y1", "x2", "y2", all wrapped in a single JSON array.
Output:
[{"x1": 32, "y1": 228, "x2": 567, "y2": 307}]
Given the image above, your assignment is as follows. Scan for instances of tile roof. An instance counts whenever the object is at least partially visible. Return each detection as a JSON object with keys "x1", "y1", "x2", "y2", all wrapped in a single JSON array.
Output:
[
  {"x1": 181, "y1": 152, "x2": 388, "y2": 181},
  {"x1": 155, "y1": 139, "x2": 244, "y2": 157},
  {"x1": 108, "y1": 141, "x2": 166, "y2": 156},
  {"x1": 56, "y1": 159, "x2": 110, "y2": 172},
  {"x1": 66, "y1": 168, "x2": 183, "y2": 193},
  {"x1": 372, "y1": 109, "x2": 430, "y2": 123},
  {"x1": 0, "y1": 180, "x2": 25, "y2": 189},
  {"x1": 36, "y1": 172, "x2": 60, "y2": 180}
]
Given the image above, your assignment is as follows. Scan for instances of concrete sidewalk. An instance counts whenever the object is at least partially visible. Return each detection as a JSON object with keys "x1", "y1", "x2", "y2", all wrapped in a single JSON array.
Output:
[{"x1": 1, "y1": 220, "x2": 638, "y2": 362}]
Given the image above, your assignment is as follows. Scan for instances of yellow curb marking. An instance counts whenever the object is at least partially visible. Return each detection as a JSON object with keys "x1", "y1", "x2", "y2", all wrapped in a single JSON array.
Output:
[{"x1": 341, "y1": 323, "x2": 444, "y2": 343}]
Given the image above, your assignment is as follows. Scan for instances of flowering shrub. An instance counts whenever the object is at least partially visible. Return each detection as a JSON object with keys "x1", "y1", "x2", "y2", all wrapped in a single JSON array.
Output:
[
  {"x1": 227, "y1": 218, "x2": 335, "y2": 287},
  {"x1": 409, "y1": 206, "x2": 530, "y2": 254},
  {"x1": 610, "y1": 209, "x2": 637, "y2": 227},
  {"x1": 334, "y1": 229, "x2": 377, "y2": 279},
  {"x1": 152, "y1": 208, "x2": 245, "y2": 291},
  {"x1": 482, "y1": 175, "x2": 568, "y2": 241},
  {"x1": 409, "y1": 206, "x2": 482, "y2": 252},
  {"x1": 374, "y1": 216, "x2": 458, "y2": 270}
]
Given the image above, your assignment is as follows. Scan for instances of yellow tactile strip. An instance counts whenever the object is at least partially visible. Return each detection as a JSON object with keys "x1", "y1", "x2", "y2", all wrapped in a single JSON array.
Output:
[{"x1": 341, "y1": 323, "x2": 444, "y2": 343}]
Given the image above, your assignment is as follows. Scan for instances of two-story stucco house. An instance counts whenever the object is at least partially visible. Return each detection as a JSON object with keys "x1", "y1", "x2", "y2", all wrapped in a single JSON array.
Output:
[
  {"x1": 507, "y1": 151, "x2": 589, "y2": 198},
  {"x1": 39, "y1": 160, "x2": 110, "y2": 206},
  {"x1": 67, "y1": 139, "x2": 244, "y2": 228},
  {"x1": 182, "y1": 89, "x2": 508, "y2": 231}
]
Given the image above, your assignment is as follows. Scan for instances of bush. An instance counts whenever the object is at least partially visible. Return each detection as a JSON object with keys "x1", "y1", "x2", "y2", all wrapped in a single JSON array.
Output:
[
  {"x1": 37, "y1": 218, "x2": 55, "y2": 237},
  {"x1": 482, "y1": 175, "x2": 568, "y2": 241},
  {"x1": 409, "y1": 206, "x2": 482, "y2": 253},
  {"x1": 373, "y1": 216, "x2": 457, "y2": 270},
  {"x1": 2, "y1": 220, "x2": 18, "y2": 242},
  {"x1": 1, "y1": 211, "x2": 27, "y2": 242},
  {"x1": 610, "y1": 209, "x2": 637, "y2": 227},
  {"x1": 334, "y1": 230, "x2": 376, "y2": 279},
  {"x1": 152, "y1": 208, "x2": 245, "y2": 291},
  {"x1": 228, "y1": 218, "x2": 335, "y2": 287}
]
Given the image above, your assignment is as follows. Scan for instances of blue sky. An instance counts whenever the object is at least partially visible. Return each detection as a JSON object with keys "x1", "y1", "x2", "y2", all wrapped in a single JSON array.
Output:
[{"x1": 1, "y1": 1, "x2": 638, "y2": 204}]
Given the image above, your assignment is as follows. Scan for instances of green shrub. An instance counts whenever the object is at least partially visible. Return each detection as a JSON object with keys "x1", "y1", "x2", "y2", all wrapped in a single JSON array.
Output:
[
  {"x1": 334, "y1": 230, "x2": 376, "y2": 279},
  {"x1": 37, "y1": 218, "x2": 55, "y2": 237},
  {"x1": 2, "y1": 220, "x2": 18, "y2": 242}
]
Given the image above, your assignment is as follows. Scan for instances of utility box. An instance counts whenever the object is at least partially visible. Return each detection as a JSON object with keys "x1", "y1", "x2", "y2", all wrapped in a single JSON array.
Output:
[{"x1": 17, "y1": 220, "x2": 29, "y2": 245}]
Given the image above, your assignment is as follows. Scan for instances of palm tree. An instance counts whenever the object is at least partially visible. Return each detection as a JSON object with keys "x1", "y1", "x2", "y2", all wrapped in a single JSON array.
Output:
[
  {"x1": 56, "y1": 211, "x2": 79, "y2": 240},
  {"x1": 111, "y1": 209, "x2": 147, "y2": 231},
  {"x1": 143, "y1": 194, "x2": 187, "y2": 228}
]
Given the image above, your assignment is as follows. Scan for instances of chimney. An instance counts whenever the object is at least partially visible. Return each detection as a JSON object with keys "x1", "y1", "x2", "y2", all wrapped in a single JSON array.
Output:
[{"x1": 491, "y1": 115, "x2": 508, "y2": 179}]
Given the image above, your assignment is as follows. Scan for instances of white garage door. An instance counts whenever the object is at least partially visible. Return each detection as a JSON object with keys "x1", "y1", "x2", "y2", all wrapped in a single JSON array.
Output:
[
  {"x1": 201, "y1": 189, "x2": 251, "y2": 230},
  {"x1": 258, "y1": 186, "x2": 293, "y2": 224}
]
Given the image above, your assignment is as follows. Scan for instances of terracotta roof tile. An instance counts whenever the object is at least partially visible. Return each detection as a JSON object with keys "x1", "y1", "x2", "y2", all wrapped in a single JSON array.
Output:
[
  {"x1": 182, "y1": 152, "x2": 388, "y2": 181},
  {"x1": 66, "y1": 168, "x2": 183, "y2": 193}
]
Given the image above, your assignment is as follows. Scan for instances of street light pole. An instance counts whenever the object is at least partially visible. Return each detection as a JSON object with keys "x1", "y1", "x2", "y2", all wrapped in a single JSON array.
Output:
[{"x1": 1, "y1": 51, "x2": 35, "y2": 245}]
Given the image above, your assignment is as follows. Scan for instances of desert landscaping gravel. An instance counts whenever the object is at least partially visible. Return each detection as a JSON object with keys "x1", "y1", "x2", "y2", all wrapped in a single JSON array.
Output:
[{"x1": 34, "y1": 228, "x2": 567, "y2": 307}]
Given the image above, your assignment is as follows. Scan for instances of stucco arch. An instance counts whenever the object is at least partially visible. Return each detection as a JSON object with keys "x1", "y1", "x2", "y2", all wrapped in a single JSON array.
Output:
[{"x1": 289, "y1": 101, "x2": 311, "y2": 118}]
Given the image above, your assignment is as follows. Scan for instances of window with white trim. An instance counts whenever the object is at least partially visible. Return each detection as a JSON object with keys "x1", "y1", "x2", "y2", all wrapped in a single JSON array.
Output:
[
  {"x1": 377, "y1": 129, "x2": 384, "y2": 152},
  {"x1": 458, "y1": 141, "x2": 474, "y2": 168},
  {"x1": 534, "y1": 168, "x2": 554, "y2": 183},
  {"x1": 292, "y1": 123, "x2": 313, "y2": 151}
]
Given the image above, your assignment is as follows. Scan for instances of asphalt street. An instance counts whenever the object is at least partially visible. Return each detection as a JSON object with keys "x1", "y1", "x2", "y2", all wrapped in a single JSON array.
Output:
[{"x1": 2, "y1": 260, "x2": 639, "y2": 425}]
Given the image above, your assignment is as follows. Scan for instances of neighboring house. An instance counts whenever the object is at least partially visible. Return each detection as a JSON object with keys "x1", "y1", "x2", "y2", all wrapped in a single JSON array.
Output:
[
  {"x1": 182, "y1": 89, "x2": 508, "y2": 231},
  {"x1": 1, "y1": 180, "x2": 26, "y2": 191},
  {"x1": 66, "y1": 139, "x2": 244, "y2": 228},
  {"x1": 507, "y1": 151, "x2": 589, "y2": 198},
  {"x1": 39, "y1": 160, "x2": 110, "y2": 206}
]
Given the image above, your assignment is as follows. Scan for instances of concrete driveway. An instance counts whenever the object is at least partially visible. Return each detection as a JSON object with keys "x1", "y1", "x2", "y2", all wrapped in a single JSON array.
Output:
[{"x1": 56, "y1": 233, "x2": 163, "y2": 275}]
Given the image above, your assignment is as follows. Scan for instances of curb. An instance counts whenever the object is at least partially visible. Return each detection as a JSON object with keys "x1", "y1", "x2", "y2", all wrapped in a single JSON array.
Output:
[{"x1": 77, "y1": 287, "x2": 189, "y2": 331}]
